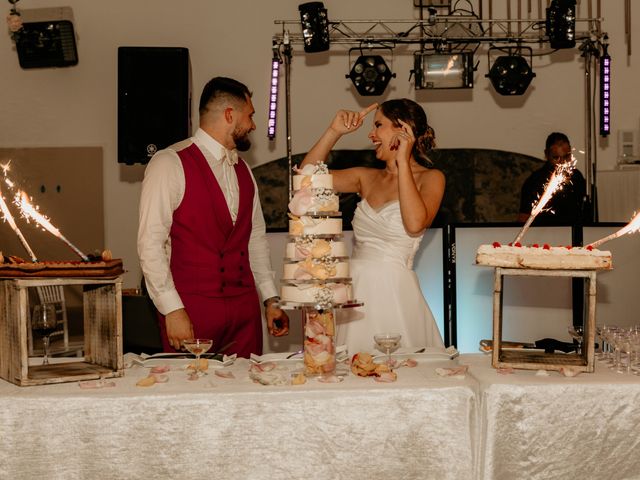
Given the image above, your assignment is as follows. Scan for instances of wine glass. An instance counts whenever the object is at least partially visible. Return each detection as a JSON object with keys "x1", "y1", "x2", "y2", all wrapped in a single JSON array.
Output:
[
  {"x1": 182, "y1": 338, "x2": 213, "y2": 377},
  {"x1": 568, "y1": 325, "x2": 584, "y2": 355},
  {"x1": 31, "y1": 304, "x2": 58, "y2": 365},
  {"x1": 374, "y1": 333, "x2": 402, "y2": 366}
]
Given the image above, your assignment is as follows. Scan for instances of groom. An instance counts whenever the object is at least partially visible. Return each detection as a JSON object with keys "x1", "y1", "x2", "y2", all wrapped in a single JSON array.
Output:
[{"x1": 138, "y1": 76, "x2": 288, "y2": 357}]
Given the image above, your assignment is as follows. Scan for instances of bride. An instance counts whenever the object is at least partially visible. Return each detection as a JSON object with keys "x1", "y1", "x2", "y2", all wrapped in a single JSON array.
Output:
[{"x1": 300, "y1": 99, "x2": 446, "y2": 354}]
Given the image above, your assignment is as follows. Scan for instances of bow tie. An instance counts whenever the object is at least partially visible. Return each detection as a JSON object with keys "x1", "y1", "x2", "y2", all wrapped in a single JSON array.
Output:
[{"x1": 221, "y1": 148, "x2": 239, "y2": 166}]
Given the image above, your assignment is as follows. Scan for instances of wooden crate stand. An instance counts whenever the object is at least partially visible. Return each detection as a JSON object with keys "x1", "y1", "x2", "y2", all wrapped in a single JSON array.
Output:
[
  {"x1": 0, "y1": 276, "x2": 123, "y2": 386},
  {"x1": 492, "y1": 267, "x2": 597, "y2": 373}
]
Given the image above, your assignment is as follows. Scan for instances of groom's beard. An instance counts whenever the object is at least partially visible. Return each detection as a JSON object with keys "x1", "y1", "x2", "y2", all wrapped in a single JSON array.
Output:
[{"x1": 233, "y1": 127, "x2": 252, "y2": 152}]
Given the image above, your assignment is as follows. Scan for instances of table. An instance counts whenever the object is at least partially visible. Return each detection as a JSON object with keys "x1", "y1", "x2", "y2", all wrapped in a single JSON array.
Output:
[
  {"x1": 0, "y1": 356, "x2": 477, "y2": 480},
  {"x1": 464, "y1": 355, "x2": 640, "y2": 480},
  {"x1": 3, "y1": 354, "x2": 640, "y2": 480}
]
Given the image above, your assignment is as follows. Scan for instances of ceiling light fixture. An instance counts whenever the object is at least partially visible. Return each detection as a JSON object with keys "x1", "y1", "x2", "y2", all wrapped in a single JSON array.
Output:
[
  {"x1": 486, "y1": 47, "x2": 535, "y2": 96},
  {"x1": 298, "y1": 2, "x2": 330, "y2": 53},
  {"x1": 413, "y1": 51, "x2": 474, "y2": 89},
  {"x1": 346, "y1": 48, "x2": 396, "y2": 96}
]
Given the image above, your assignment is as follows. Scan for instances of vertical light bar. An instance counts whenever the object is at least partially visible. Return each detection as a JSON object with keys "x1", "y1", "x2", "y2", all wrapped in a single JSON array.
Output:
[
  {"x1": 268, "y1": 45, "x2": 280, "y2": 140},
  {"x1": 600, "y1": 45, "x2": 611, "y2": 137}
]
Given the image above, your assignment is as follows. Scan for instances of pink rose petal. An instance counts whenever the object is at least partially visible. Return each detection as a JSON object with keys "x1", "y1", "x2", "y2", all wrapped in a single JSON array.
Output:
[
  {"x1": 150, "y1": 365, "x2": 170, "y2": 374},
  {"x1": 374, "y1": 371, "x2": 398, "y2": 383}
]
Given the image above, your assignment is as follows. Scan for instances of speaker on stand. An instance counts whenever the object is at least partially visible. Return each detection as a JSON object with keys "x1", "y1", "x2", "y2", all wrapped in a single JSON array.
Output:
[{"x1": 118, "y1": 47, "x2": 192, "y2": 165}]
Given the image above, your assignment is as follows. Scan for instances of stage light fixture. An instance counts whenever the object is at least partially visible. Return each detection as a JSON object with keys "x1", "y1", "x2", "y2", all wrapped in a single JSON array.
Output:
[
  {"x1": 267, "y1": 43, "x2": 280, "y2": 140},
  {"x1": 298, "y1": 2, "x2": 330, "y2": 53},
  {"x1": 599, "y1": 44, "x2": 611, "y2": 137},
  {"x1": 346, "y1": 52, "x2": 395, "y2": 96},
  {"x1": 413, "y1": 52, "x2": 474, "y2": 89},
  {"x1": 15, "y1": 20, "x2": 78, "y2": 69},
  {"x1": 486, "y1": 48, "x2": 535, "y2": 96},
  {"x1": 546, "y1": 0, "x2": 576, "y2": 49}
]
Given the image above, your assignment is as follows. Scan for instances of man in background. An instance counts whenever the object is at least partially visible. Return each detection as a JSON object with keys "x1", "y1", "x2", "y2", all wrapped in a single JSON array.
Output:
[
  {"x1": 517, "y1": 132, "x2": 588, "y2": 225},
  {"x1": 138, "y1": 76, "x2": 288, "y2": 357}
]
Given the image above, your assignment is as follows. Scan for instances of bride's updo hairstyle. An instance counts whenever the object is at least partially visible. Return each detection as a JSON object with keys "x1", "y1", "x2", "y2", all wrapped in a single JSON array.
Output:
[{"x1": 379, "y1": 99, "x2": 436, "y2": 166}]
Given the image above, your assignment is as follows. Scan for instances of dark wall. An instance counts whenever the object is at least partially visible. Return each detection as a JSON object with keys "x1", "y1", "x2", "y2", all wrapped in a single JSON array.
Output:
[{"x1": 252, "y1": 148, "x2": 543, "y2": 230}]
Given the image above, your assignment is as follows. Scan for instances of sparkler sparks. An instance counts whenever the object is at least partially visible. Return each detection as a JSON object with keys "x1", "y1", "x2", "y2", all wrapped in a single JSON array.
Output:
[
  {"x1": 513, "y1": 157, "x2": 576, "y2": 244},
  {"x1": 0, "y1": 187, "x2": 38, "y2": 262},
  {"x1": 588, "y1": 211, "x2": 640, "y2": 249},
  {"x1": 14, "y1": 190, "x2": 89, "y2": 261}
]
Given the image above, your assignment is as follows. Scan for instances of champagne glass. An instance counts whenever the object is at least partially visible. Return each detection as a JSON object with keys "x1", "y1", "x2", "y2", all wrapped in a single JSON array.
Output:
[
  {"x1": 31, "y1": 304, "x2": 57, "y2": 365},
  {"x1": 182, "y1": 338, "x2": 213, "y2": 377},
  {"x1": 568, "y1": 325, "x2": 584, "y2": 355},
  {"x1": 374, "y1": 333, "x2": 402, "y2": 366}
]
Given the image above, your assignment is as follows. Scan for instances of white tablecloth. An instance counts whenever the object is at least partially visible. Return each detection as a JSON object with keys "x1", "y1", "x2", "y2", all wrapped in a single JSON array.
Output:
[
  {"x1": 0, "y1": 357, "x2": 477, "y2": 480},
  {"x1": 3, "y1": 354, "x2": 640, "y2": 480},
  {"x1": 464, "y1": 355, "x2": 640, "y2": 480}
]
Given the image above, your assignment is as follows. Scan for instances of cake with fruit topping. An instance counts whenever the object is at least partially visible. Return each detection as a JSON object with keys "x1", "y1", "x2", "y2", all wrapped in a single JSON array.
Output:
[{"x1": 475, "y1": 242, "x2": 612, "y2": 270}]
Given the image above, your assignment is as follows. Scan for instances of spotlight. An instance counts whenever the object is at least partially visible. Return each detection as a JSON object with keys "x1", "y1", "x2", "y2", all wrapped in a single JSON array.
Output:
[
  {"x1": 599, "y1": 43, "x2": 611, "y2": 137},
  {"x1": 546, "y1": 0, "x2": 576, "y2": 49},
  {"x1": 298, "y1": 2, "x2": 330, "y2": 53},
  {"x1": 15, "y1": 20, "x2": 78, "y2": 69},
  {"x1": 486, "y1": 48, "x2": 535, "y2": 96},
  {"x1": 346, "y1": 51, "x2": 396, "y2": 96},
  {"x1": 414, "y1": 52, "x2": 474, "y2": 89},
  {"x1": 267, "y1": 43, "x2": 280, "y2": 140}
]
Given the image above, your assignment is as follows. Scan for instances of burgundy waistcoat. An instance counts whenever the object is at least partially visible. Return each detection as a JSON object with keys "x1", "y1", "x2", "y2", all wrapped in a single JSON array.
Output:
[{"x1": 169, "y1": 143, "x2": 256, "y2": 298}]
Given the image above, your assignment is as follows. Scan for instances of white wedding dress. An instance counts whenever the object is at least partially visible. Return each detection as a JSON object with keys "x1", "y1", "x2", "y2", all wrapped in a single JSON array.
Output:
[{"x1": 337, "y1": 199, "x2": 444, "y2": 355}]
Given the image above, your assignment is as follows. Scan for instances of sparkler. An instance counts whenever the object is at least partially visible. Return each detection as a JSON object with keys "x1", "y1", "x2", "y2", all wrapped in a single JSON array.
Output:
[
  {"x1": 513, "y1": 158, "x2": 576, "y2": 245},
  {"x1": 0, "y1": 186, "x2": 38, "y2": 262},
  {"x1": 14, "y1": 190, "x2": 89, "y2": 261},
  {"x1": 588, "y1": 211, "x2": 640, "y2": 249}
]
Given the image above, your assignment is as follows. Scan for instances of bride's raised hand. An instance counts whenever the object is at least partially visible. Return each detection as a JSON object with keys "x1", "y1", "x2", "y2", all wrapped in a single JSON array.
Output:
[
  {"x1": 390, "y1": 119, "x2": 415, "y2": 167},
  {"x1": 329, "y1": 103, "x2": 378, "y2": 136}
]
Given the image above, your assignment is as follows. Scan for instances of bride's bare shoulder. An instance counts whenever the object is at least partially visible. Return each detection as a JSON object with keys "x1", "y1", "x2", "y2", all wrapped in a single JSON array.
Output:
[
  {"x1": 416, "y1": 167, "x2": 445, "y2": 189},
  {"x1": 419, "y1": 167, "x2": 445, "y2": 180}
]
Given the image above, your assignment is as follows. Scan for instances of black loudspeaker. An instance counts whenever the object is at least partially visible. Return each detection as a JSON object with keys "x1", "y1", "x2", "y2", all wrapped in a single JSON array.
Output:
[{"x1": 118, "y1": 47, "x2": 192, "y2": 165}]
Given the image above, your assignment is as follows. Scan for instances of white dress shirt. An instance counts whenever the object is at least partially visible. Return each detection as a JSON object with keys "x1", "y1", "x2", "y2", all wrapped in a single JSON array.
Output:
[{"x1": 137, "y1": 128, "x2": 278, "y2": 315}]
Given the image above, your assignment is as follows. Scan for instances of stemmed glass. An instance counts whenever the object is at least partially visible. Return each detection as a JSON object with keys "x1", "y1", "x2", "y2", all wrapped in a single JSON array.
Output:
[
  {"x1": 568, "y1": 325, "x2": 584, "y2": 355},
  {"x1": 183, "y1": 338, "x2": 213, "y2": 377},
  {"x1": 374, "y1": 333, "x2": 402, "y2": 366},
  {"x1": 595, "y1": 325, "x2": 606, "y2": 359},
  {"x1": 31, "y1": 304, "x2": 57, "y2": 365}
]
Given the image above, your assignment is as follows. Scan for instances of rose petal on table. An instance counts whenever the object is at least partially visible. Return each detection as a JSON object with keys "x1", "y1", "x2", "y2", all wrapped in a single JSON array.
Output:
[
  {"x1": 136, "y1": 376, "x2": 157, "y2": 387},
  {"x1": 150, "y1": 365, "x2": 170, "y2": 374},
  {"x1": 214, "y1": 369, "x2": 235, "y2": 379},
  {"x1": 291, "y1": 373, "x2": 307, "y2": 385},
  {"x1": 535, "y1": 369, "x2": 550, "y2": 377},
  {"x1": 351, "y1": 352, "x2": 378, "y2": 376},
  {"x1": 400, "y1": 358, "x2": 418, "y2": 368},
  {"x1": 250, "y1": 361, "x2": 276, "y2": 373},
  {"x1": 374, "y1": 371, "x2": 397, "y2": 383},
  {"x1": 152, "y1": 373, "x2": 169, "y2": 383},
  {"x1": 560, "y1": 366, "x2": 582, "y2": 377},
  {"x1": 317, "y1": 374, "x2": 343, "y2": 383}
]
